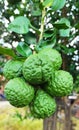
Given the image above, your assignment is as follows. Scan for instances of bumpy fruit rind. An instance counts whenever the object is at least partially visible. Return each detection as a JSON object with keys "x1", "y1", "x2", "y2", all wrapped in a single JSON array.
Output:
[
  {"x1": 22, "y1": 54, "x2": 54, "y2": 85},
  {"x1": 39, "y1": 48, "x2": 62, "y2": 70},
  {"x1": 45, "y1": 70, "x2": 73, "y2": 97},
  {"x1": 30, "y1": 90, "x2": 56, "y2": 118},
  {"x1": 4, "y1": 78, "x2": 35, "y2": 107},
  {"x1": 3, "y1": 60, "x2": 23, "y2": 79}
]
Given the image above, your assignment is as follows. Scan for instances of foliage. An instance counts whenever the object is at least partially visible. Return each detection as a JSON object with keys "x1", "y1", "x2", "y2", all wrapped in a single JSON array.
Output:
[
  {"x1": 0, "y1": 0, "x2": 79, "y2": 80},
  {"x1": 8, "y1": 16, "x2": 30, "y2": 34},
  {"x1": 0, "y1": 0, "x2": 78, "y2": 120},
  {"x1": 3, "y1": 48, "x2": 73, "y2": 118}
]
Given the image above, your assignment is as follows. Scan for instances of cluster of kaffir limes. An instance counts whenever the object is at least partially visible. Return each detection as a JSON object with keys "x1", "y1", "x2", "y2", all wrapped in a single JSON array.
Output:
[{"x1": 3, "y1": 48, "x2": 73, "y2": 119}]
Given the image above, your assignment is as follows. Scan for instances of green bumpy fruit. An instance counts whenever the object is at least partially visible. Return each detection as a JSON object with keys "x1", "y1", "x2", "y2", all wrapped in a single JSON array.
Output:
[
  {"x1": 30, "y1": 90, "x2": 56, "y2": 118},
  {"x1": 39, "y1": 48, "x2": 62, "y2": 70},
  {"x1": 22, "y1": 54, "x2": 53, "y2": 85},
  {"x1": 4, "y1": 78, "x2": 35, "y2": 107},
  {"x1": 45, "y1": 70, "x2": 73, "y2": 97},
  {"x1": 3, "y1": 60, "x2": 23, "y2": 79}
]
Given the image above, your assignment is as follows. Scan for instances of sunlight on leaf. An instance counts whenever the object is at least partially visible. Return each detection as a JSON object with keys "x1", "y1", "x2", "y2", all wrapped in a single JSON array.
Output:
[
  {"x1": 52, "y1": 0, "x2": 66, "y2": 11},
  {"x1": 8, "y1": 16, "x2": 30, "y2": 34}
]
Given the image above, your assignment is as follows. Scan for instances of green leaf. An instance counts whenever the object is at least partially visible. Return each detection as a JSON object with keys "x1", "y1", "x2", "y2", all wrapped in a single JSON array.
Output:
[
  {"x1": 58, "y1": 18, "x2": 71, "y2": 37},
  {"x1": 8, "y1": 16, "x2": 30, "y2": 34},
  {"x1": 39, "y1": 29, "x2": 57, "y2": 51},
  {"x1": 75, "y1": 22, "x2": 79, "y2": 29},
  {"x1": 44, "y1": 31, "x2": 54, "y2": 38},
  {"x1": 16, "y1": 42, "x2": 32, "y2": 57},
  {"x1": 23, "y1": 32, "x2": 36, "y2": 45},
  {"x1": 52, "y1": 0, "x2": 66, "y2": 11},
  {"x1": 43, "y1": 0, "x2": 54, "y2": 8},
  {"x1": 59, "y1": 29, "x2": 70, "y2": 37},
  {"x1": 60, "y1": 45, "x2": 76, "y2": 54},
  {"x1": 0, "y1": 46, "x2": 16, "y2": 57},
  {"x1": 53, "y1": 18, "x2": 71, "y2": 29},
  {"x1": 44, "y1": 29, "x2": 57, "y2": 38},
  {"x1": 35, "y1": 37, "x2": 56, "y2": 52}
]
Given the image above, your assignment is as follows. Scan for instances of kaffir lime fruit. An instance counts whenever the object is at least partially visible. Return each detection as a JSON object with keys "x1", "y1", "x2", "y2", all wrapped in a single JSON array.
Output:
[
  {"x1": 30, "y1": 90, "x2": 56, "y2": 118},
  {"x1": 22, "y1": 53, "x2": 54, "y2": 85},
  {"x1": 4, "y1": 78, "x2": 35, "y2": 107},
  {"x1": 39, "y1": 48, "x2": 62, "y2": 70},
  {"x1": 3, "y1": 59, "x2": 23, "y2": 79},
  {"x1": 45, "y1": 70, "x2": 73, "y2": 97}
]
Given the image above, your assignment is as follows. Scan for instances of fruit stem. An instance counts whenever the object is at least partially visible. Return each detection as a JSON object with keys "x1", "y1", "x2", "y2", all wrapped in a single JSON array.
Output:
[{"x1": 39, "y1": 0, "x2": 46, "y2": 41}]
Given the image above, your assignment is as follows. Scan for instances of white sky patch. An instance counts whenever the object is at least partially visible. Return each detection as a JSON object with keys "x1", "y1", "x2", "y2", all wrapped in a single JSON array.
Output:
[
  {"x1": 20, "y1": 4, "x2": 25, "y2": 9},
  {"x1": 52, "y1": 12, "x2": 54, "y2": 15},
  {"x1": 30, "y1": 44, "x2": 35, "y2": 50},
  {"x1": 3, "y1": 43, "x2": 12, "y2": 48},
  {"x1": 2, "y1": 32, "x2": 8, "y2": 37},
  {"x1": 24, "y1": 14, "x2": 26, "y2": 17},
  {"x1": 0, "y1": 39, "x2": 4, "y2": 45},
  {"x1": 71, "y1": 5, "x2": 76, "y2": 11},
  {"x1": 4, "y1": 5, "x2": 8, "y2": 10},
  {"x1": 28, "y1": 13, "x2": 31, "y2": 17},
  {"x1": 47, "y1": 13, "x2": 50, "y2": 17},
  {"x1": 5, "y1": 0, "x2": 8, "y2": 6},
  {"x1": 45, "y1": 17, "x2": 51, "y2": 24},
  {"x1": 30, "y1": 28, "x2": 35, "y2": 33},
  {"x1": 74, "y1": 50, "x2": 78, "y2": 54},
  {"x1": 48, "y1": 23, "x2": 53, "y2": 28},
  {"x1": 10, "y1": 16, "x2": 14, "y2": 22},
  {"x1": 71, "y1": 27, "x2": 76, "y2": 34},
  {"x1": 75, "y1": 63, "x2": 78, "y2": 65},
  {"x1": 70, "y1": 12, "x2": 73, "y2": 15},
  {"x1": 4, "y1": 19, "x2": 9, "y2": 27},
  {"x1": 14, "y1": 9, "x2": 20, "y2": 14},
  {"x1": 74, "y1": 55, "x2": 79, "y2": 61},
  {"x1": 72, "y1": 15, "x2": 75, "y2": 19},
  {"x1": 66, "y1": 3, "x2": 70, "y2": 7},
  {"x1": 70, "y1": 36, "x2": 79, "y2": 46},
  {"x1": 67, "y1": 13, "x2": 70, "y2": 16},
  {"x1": 58, "y1": 40, "x2": 61, "y2": 44},
  {"x1": 76, "y1": 66, "x2": 79, "y2": 70},
  {"x1": 22, "y1": 0, "x2": 26, "y2": 3},
  {"x1": 12, "y1": 41, "x2": 18, "y2": 47},
  {"x1": 21, "y1": 38, "x2": 24, "y2": 42}
]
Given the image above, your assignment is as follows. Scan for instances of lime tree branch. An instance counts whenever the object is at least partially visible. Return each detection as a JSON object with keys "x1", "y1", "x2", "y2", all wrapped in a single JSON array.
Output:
[{"x1": 39, "y1": 0, "x2": 46, "y2": 41}]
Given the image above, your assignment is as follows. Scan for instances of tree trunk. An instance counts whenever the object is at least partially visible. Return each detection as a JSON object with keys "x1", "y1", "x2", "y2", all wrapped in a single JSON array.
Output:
[
  {"x1": 64, "y1": 99, "x2": 71, "y2": 130},
  {"x1": 43, "y1": 112, "x2": 57, "y2": 130},
  {"x1": 43, "y1": 98, "x2": 71, "y2": 130}
]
